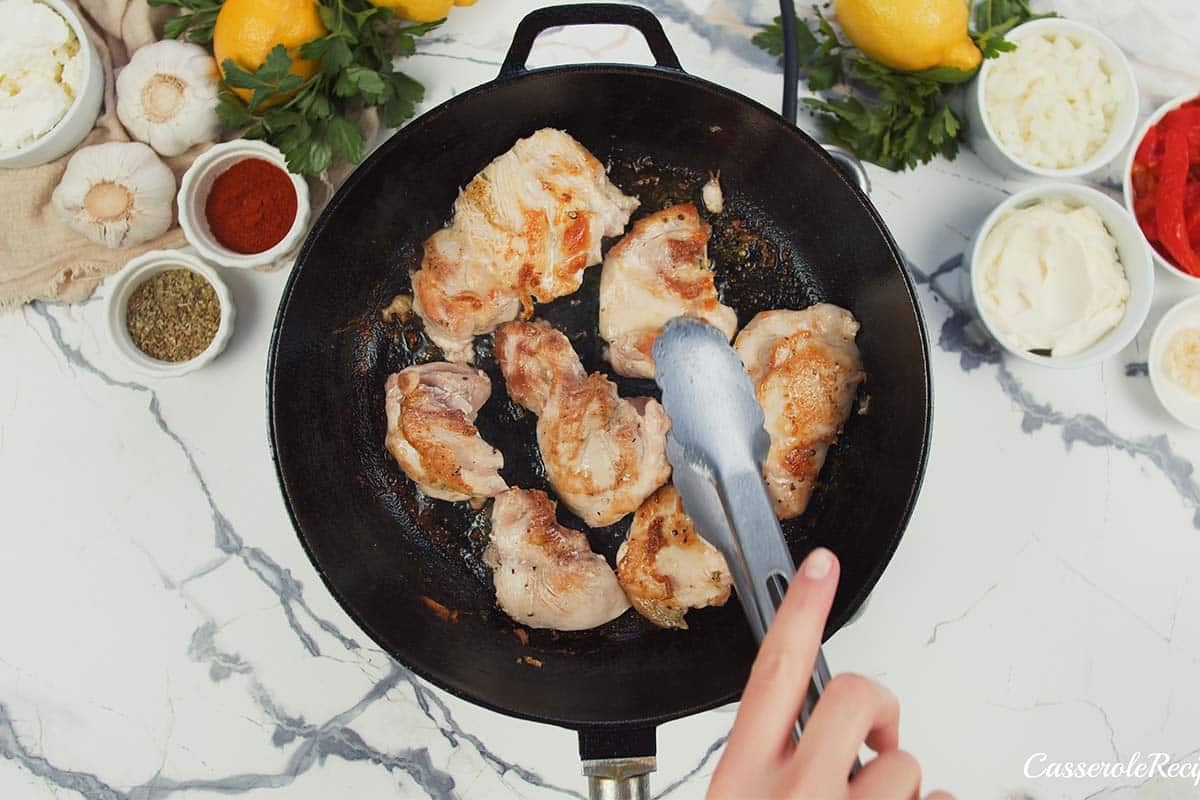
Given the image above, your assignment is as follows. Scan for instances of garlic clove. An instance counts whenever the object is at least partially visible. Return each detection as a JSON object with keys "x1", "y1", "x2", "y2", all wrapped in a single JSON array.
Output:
[
  {"x1": 117, "y1": 40, "x2": 220, "y2": 157},
  {"x1": 51, "y1": 141, "x2": 177, "y2": 248},
  {"x1": 702, "y1": 171, "x2": 723, "y2": 215}
]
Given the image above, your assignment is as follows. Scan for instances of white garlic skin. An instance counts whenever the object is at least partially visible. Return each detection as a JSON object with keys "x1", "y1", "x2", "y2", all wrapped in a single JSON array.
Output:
[
  {"x1": 51, "y1": 141, "x2": 176, "y2": 248},
  {"x1": 116, "y1": 40, "x2": 220, "y2": 157},
  {"x1": 702, "y1": 171, "x2": 723, "y2": 215}
]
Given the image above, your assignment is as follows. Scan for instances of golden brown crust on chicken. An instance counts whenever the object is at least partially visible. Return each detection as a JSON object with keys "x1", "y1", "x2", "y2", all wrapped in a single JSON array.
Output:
[
  {"x1": 494, "y1": 319, "x2": 584, "y2": 415},
  {"x1": 486, "y1": 488, "x2": 629, "y2": 631},
  {"x1": 599, "y1": 204, "x2": 738, "y2": 378},
  {"x1": 495, "y1": 320, "x2": 672, "y2": 527},
  {"x1": 411, "y1": 129, "x2": 639, "y2": 362},
  {"x1": 734, "y1": 305, "x2": 865, "y2": 520},
  {"x1": 616, "y1": 485, "x2": 732, "y2": 629},
  {"x1": 384, "y1": 363, "x2": 507, "y2": 503}
]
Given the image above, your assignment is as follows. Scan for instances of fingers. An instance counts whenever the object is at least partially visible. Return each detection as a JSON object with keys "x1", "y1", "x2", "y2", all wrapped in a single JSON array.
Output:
[
  {"x1": 722, "y1": 548, "x2": 839, "y2": 769},
  {"x1": 924, "y1": 791, "x2": 956, "y2": 800},
  {"x1": 790, "y1": 672, "x2": 900, "y2": 785},
  {"x1": 847, "y1": 749, "x2": 922, "y2": 800}
]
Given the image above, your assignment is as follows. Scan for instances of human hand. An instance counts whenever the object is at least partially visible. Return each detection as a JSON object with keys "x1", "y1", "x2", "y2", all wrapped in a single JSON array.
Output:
[{"x1": 708, "y1": 547, "x2": 953, "y2": 800}]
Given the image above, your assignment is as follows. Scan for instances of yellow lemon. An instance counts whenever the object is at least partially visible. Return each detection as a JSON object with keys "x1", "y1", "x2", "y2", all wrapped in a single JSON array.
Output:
[
  {"x1": 213, "y1": 0, "x2": 327, "y2": 105},
  {"x1": 370, "y1": 0, "x2": 476, "y2": 24},
  {"x1": 835, "y1": 0, "x2": 982, "y2": 73}
]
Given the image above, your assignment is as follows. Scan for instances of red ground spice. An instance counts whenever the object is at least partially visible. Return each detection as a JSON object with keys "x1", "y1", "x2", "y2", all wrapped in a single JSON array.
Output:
[{"x1": 205, "y1": 158, "x2": 298, "y2": 254}]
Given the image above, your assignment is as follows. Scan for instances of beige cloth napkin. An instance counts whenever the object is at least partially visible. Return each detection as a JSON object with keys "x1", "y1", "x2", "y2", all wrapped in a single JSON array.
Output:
[{"x1": 0, "y1": 0, "x2": 375, "y2": 310}]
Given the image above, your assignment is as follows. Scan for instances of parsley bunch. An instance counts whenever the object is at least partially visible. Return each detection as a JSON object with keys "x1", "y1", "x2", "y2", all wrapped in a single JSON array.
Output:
[
  {"x1": 753, "y1": 3, "x2": 1053, "y2": 171},
  {"x1": 148, "y1": 0, "x2": 222, "y2": 44},
  {"x1": 159, "y1": 0, "x2": 439, "y2": 175}
]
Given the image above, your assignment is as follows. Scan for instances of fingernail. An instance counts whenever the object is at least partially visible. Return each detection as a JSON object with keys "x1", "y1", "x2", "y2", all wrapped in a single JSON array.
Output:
[{"x1": 802, "y1": 547, "x2": 834, "y2": 580}]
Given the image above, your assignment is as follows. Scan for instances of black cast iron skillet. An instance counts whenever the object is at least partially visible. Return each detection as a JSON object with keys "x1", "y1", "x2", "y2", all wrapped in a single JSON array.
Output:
[{"x1": 268, "y1": 2, "x2": 931, "y2": 790}]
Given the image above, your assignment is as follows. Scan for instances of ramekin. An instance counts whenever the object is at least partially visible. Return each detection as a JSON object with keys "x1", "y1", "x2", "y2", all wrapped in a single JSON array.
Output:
[
  {"x1": 177, "y1": 140, "x2": 310, "y2": 269},
  {"x1": 964, "y1": 183, "x2": 1154, "y2": 368},
  {"x1": 104, "y1": 250, "x2": 235, "y2": 378},
  {"x1": 1122, "y1": 90, "x2": 1200, "y2": 286},
  {"x1": 1149, "y1": 294, "x2": 1200, "y2": 429},
  {"x1": 964, "y1": 18, "x2": 1139, "y2": 180},
  {"x1": 0, "y1": 0, "x2": 104, "y2": 168}
]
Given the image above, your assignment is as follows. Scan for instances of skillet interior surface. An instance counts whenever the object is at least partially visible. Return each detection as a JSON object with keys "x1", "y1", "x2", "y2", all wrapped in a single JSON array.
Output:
[{"x1": 269, "y1": 64, "x2": 931, "y2": 729}]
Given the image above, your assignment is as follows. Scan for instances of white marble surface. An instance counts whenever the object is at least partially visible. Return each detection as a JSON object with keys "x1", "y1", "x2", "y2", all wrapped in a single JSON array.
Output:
[{"x1": 3, "y1": 1, "x2": 1200, "y2": 797}]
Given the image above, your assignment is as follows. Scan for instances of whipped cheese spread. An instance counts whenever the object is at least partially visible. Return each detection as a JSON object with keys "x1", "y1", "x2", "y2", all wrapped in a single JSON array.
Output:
[
  {"x1": 977, "y1": 199, "x2": 1129, "y2": 358},
  {"x1": 0, "y1": 0, "x2": 83, "y2": 151},
  {"x1": 985, "y1": 33, "x2": 1118, "y2": 170}
]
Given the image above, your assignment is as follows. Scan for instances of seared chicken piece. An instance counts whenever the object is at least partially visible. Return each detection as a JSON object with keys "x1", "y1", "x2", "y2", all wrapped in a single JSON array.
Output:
[
  {"x1": 617, "y1": 485, "x2": 732, "y2": 629},
  {"x1": 384, "y1": 363, "x2": 507, "y2": 504},
  {"x1": 412, "y1": 129, "x2": 639, "y2": 362},
  {"x1": 599, "y1": 204, "x2": 738, "y2": 378},
  {"x1": 412, "y1": 230, "x2": 523, "y2": 362},
  {"x1": 496, "y1": 320, "x2": 671, "y2": 527},
  {"x1": 734, "y1": 305, "x2": 865, "y2": 520},
  {"x1": 486, "y1": 488, "x2": 629, "y2": 630}
]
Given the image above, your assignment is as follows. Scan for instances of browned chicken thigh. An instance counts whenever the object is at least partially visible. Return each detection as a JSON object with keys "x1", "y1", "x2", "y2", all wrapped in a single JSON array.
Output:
[
  {"x1": 411, "y1": 128, "x2": 639, "y2": 362},
  {"x1": 734, "y1": 305, "x2": 865, "y2": 520},
  {"x1": 496, "y1": 320, "x2": 671, "y2": 527},
  {"x1": 617, "y1": 485, "x2": 732, "y2": 629},
  {"x1": 384, "y1": 362, "x2": 507, "y2": 504},
  {"x1": 598, "y1": 204, "x2": 737, "y2": 378},
  {"x1": 486, "y1": 488, "x2": 629, "y2": 631}
]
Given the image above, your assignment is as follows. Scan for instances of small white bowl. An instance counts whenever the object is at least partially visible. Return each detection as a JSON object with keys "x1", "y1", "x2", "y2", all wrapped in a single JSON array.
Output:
[
  {"x1": 104, "y1": 250, "x2": 235, "y2": 378},
  {"x1": 1149, "y1": 295, "x2": 1200, "y2": 428},
  {"x1": 177, "y1": 140, "x2": 310, "y2": 269},
  {"x1": 0, "y1": 0, "x2": 104, "y2": 168},
  {"x1": 965, "y1": 183, "x2": 1154, "y2": 368},
  {"x1": 965, "y1": 18, "x2": 1139, "y2": 180},
  {"x1": 1122, "y1": 90, "x2": 1200, "y2": 286}
]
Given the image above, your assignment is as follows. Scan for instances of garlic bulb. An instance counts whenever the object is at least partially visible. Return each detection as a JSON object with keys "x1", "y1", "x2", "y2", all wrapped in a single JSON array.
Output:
[
  {"x1": 52, "y1": 142, "x2": 176, "y2": 248},
  {"x1": 116, "y1": 40, "x2": 220, "y2": 157}
]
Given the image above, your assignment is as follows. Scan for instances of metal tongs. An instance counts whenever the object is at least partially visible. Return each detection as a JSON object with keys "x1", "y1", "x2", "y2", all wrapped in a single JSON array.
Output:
[{"x1": 654, "y1": 317, "x2": 851, "y2": 755}]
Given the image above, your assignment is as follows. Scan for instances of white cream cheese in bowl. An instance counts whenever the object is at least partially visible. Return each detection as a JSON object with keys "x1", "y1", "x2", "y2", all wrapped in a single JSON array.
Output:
[
  {"x1": 976, "y1": 198, "x2": 1128, "y2": 357},
  {"x1": 966, "y1": 184, "x2": 1154, "y2": 368}
]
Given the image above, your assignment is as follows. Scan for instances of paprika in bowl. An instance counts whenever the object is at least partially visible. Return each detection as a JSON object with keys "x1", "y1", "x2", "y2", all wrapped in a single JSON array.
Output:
[
  {"x1": 1124, "y1": 91, "x2": 1200, "y2": 285},
  {"x1": 178, "y1": 140, "x2": 310, "y2": 269}
]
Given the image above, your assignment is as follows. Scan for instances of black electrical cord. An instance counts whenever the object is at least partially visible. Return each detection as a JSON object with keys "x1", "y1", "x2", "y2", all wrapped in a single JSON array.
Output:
[{"x1": 779, "y1": 0, "x2": 799, "y2": 124}]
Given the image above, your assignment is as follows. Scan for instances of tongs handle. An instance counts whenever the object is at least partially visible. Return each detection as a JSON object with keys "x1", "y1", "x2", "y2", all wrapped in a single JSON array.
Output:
[
  {"x1": 721, "y1": 470, "x2": 861, "y2": 774},
  {"x1": 719, "y1": 469, "x2": 798, "y2": 641}
]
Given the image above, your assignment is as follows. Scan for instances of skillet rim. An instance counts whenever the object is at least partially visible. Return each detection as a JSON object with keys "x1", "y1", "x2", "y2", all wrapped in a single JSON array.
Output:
[{"x1": 266, "y1": 61, "x2": 933, "y2": 730}]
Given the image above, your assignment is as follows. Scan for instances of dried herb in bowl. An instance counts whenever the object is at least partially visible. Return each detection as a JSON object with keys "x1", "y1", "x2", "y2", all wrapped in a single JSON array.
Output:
[{"x1": 126, "y1": 268, "x2": 221, "y2": 362}]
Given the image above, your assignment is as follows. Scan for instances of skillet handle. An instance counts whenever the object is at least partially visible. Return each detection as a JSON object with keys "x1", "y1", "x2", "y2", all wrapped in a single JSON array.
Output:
[
  {"x1": 579, "y1": 728, "x2": 656, "y2": 800},
  {"x1": 499, "y1": 3, "x2": 684, "y2": 78},
  {"x1": 822, "y1": 144, "x2": 872, "y2": 195}
]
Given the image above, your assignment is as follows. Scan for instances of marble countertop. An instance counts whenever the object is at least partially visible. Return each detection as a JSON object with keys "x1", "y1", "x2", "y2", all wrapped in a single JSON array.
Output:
[{"x1": 4, "y1": 1, "x2": 1200, "y2": 797}]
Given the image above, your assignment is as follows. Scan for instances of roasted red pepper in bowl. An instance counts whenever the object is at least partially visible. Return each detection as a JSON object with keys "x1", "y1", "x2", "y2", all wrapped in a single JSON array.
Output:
[{"x1": 1131, "y1": 97, "x2": 1200, "y2": 277}]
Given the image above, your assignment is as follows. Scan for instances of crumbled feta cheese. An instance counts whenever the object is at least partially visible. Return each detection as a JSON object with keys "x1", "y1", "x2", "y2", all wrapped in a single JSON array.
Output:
[
  {"x1": 0, "y1": 0, "x2": 83, "y2": 151},
  {"x1": 984, "y1": 33, "x2": 1119, "y2": 170}
]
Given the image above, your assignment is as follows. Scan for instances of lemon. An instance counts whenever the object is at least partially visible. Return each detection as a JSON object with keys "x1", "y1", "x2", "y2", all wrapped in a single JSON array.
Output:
[
  {"x1": 213, "y1": 0, "x2": 327, "y2": 105},
  {"x1": 835, "y1": 0, "x2": 982, "y2": 73},
  {"x1": 369, "y1": 0, "x2": 476, "y2": 24}
]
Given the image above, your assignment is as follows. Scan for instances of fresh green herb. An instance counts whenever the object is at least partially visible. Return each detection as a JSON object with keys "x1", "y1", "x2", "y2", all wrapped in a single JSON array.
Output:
[
  {"x1": 972, "y1": 0, "x2": 1056, "y2": 58},
  {"x1": 149, "y1": 0, "x2": 223, "y2": 45},
  {"x1": 753, "y1": 2, "x2": 1052, "y2": 171},
  {"x1": 974, "y1": 0, "x2": 1057, "y2": 37},
  {"x1": 214, "y1": 1, "x2": 439, "y2": 174}
]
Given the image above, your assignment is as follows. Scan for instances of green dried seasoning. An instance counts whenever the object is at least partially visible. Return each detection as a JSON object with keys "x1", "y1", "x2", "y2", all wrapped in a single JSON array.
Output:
[{"x1": 126, "y1": 268, "x2": 220, "y2": 362}]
